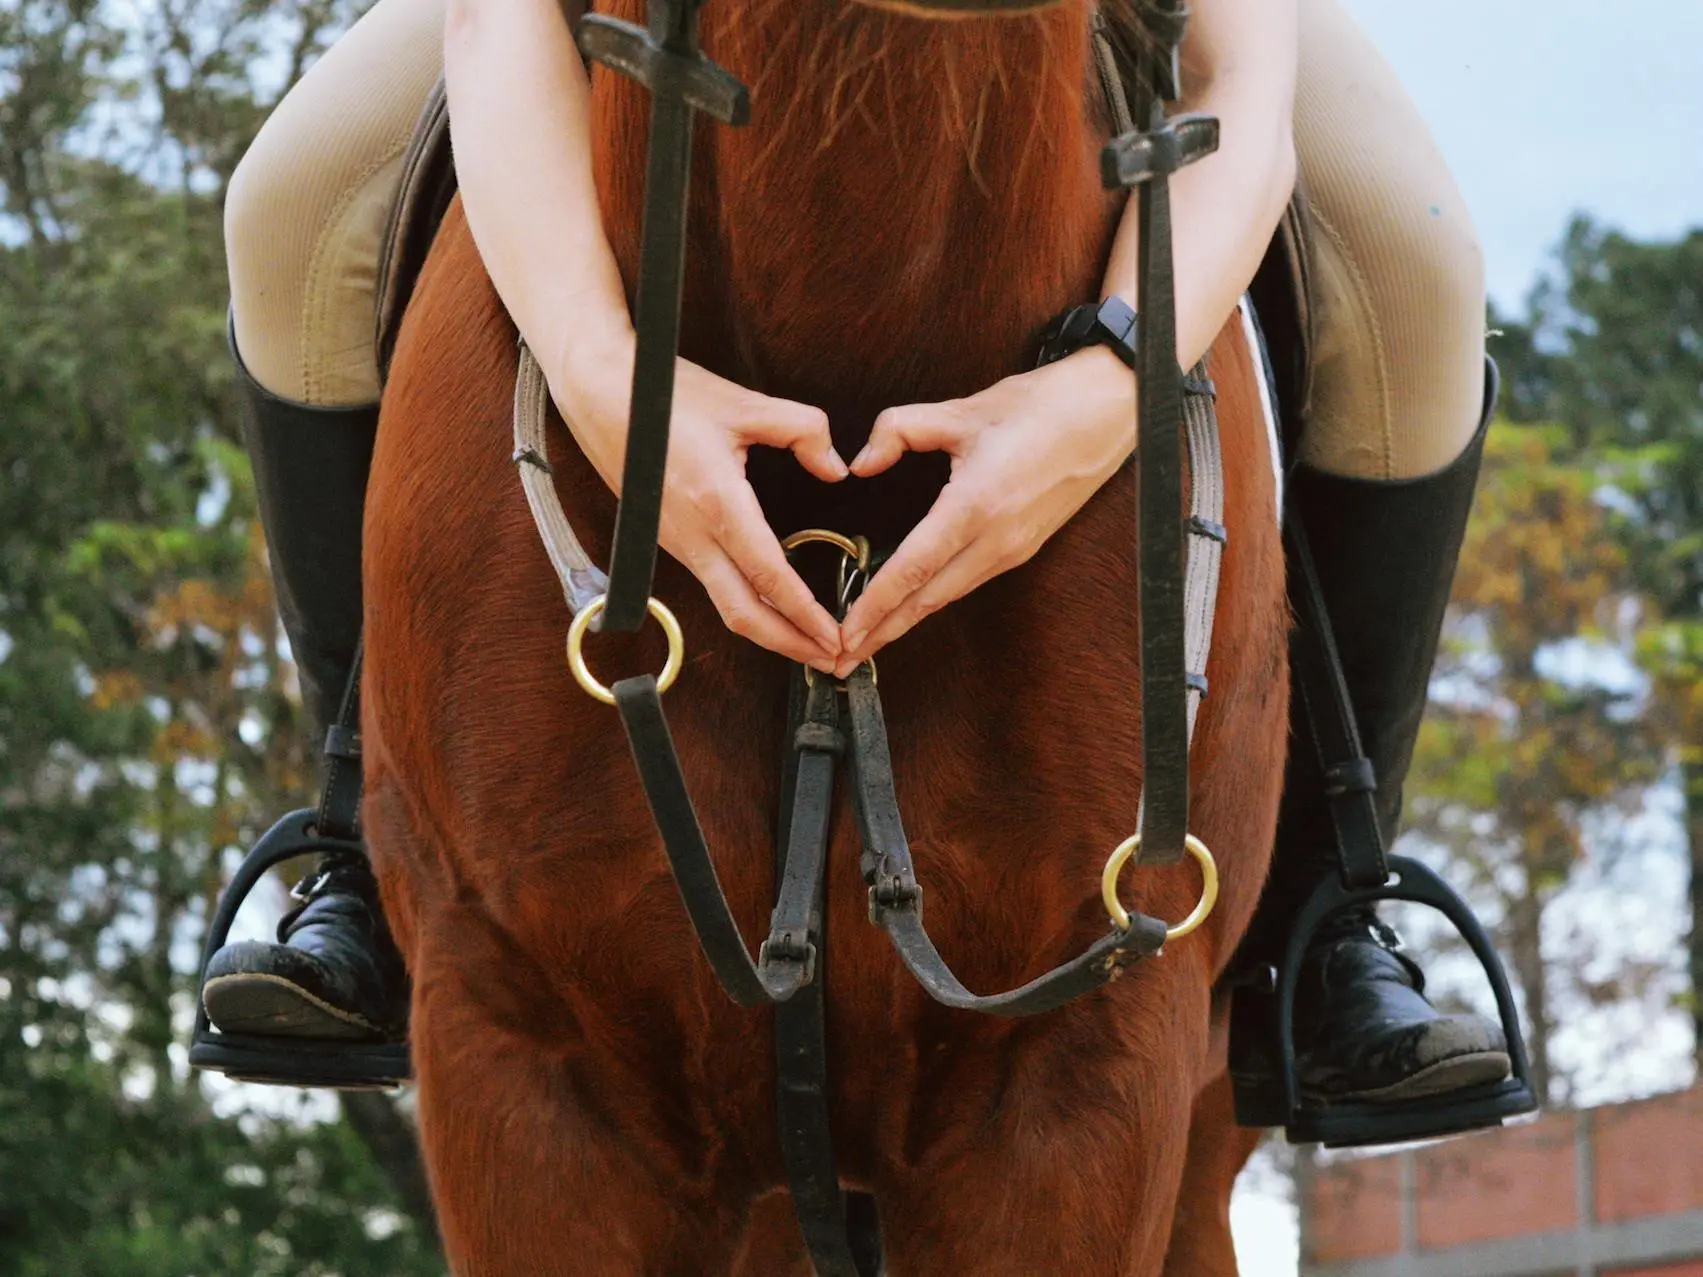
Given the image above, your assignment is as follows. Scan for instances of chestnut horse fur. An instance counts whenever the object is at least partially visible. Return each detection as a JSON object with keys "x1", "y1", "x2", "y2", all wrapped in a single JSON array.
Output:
[{"x1": 363, "y1": 0, "x2": 1289, "y2": 1270}]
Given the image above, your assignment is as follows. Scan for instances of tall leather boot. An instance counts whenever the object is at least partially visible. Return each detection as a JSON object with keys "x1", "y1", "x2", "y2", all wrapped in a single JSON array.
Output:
[
  {"x1": 1231, "y1": 362, "x2": 1512, "y2": 1132},
  {"x1": 200, "y1": 341, "x2": 407, "y2": 1045}
]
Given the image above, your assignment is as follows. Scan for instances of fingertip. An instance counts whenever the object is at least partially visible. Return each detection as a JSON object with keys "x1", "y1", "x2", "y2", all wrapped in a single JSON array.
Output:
[
  {"x1": 849, "y1": 441, "x2": 895, "y2": 478},
  {"x1": 807, "y1": 448, "x2": 850, "y2": 482}
]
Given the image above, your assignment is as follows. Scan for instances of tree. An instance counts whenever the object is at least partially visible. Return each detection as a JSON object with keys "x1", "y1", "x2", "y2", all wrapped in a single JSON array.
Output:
[
  {"x1": 1492, "y1": 218, "x2": 1703, "y2": 1065},
  {"x1": 0, "y1": 0, "x2": 439, "y2": 1267},
  {"x1": 1406, "y1": 424, "x2": 1664, "y2": 1105}
]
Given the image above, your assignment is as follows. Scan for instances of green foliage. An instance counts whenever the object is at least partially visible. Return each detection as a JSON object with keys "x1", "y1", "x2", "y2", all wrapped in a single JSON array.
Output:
[
  {"x1": 1408, "y1": 424, "x2": 1663, "y2": 1103},
  {"x1": 1, "y1": 0, "x2": 440, "y2": 1269},
  {"x1": 1495, "y1": 215, "x2": 1703, "y2": 625}
]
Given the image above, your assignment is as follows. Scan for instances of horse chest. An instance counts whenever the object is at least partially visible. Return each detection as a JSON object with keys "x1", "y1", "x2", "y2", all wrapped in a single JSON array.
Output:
[{"x1": 591, "y1": 4, "x2": 1120, "y2": 420}]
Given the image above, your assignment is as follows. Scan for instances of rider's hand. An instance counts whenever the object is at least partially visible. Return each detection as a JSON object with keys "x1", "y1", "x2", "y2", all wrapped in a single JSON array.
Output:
[
  {"x1": 554, "y1": 327, "x2": 847, "y2": 670},
  {"x1": 833, "y1": 347, "x2": 1136, "y2": 678}
]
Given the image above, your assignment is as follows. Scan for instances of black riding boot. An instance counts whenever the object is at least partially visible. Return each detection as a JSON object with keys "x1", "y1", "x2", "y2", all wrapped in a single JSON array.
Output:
[
  {"x1": 199, "y1": 345, "x2": 407, "y2": 1046},
  {"x1": 1231, "y1": 363, "x2": 1515, "y2": 1138}
]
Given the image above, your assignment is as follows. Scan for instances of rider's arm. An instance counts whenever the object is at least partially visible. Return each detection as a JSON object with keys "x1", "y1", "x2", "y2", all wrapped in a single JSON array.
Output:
[
  {"x1": 834, "y1": 0, "x2": 1299, "y2": 671},
  {"x1": 442, "y1": 0, "x2": 846, "y2": 668},
  {"x1": 442, "y1": 0, "x2": 631, "y2": 396},
  {"x1": 1101, "y1": 0, "x2": 1299, "y2": 369}
]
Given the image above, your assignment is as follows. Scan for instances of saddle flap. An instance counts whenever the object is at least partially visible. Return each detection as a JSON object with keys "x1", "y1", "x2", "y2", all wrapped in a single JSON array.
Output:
[{"x1": 1250, "y1": 183, "x2": 1317, "y2": 460}]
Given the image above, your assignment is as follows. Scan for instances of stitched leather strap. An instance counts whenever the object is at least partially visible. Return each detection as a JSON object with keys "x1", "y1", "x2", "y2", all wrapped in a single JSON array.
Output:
[
  {"x1": 574, "y1": 0, "x2": 749, "y2": 631},
  {"x1": 1096, "y1": 6, "x2": 1220, "y2": 867},
  {"x1": 613, "y1": 675, "x2": 825, "y2": 1006},
  {"x1": 1283, "y1": 517, "x2": 1387, "y2": 889},
  {"x1": 764, "y1": 676, "x2": 842, "y2": 999},
  {"x1": 847, "y1": 669, "x2": 1169, "y2": 1014},
  {"x1": 316, "y1": 637, "x2": 364, "y2": 842},
  {"x1": 1130, "y1": 116, "x2": 1190, "y2": 868},
  {"x1": 773, "y1": 674, "x2": 884, "y2": 1277}
]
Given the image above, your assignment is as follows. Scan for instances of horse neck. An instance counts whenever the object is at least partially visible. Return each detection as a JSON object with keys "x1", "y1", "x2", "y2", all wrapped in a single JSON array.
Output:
[{"x1": 591, "y1": 1, "x2": 1120, "y2": 419}]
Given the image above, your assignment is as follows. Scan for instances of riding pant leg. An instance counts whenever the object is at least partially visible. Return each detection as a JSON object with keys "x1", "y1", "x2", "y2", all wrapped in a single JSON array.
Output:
[
  {"x1": 225, "y1": 0, "x2": 446, "y2": 407},
  {"x1": 1292, "y1": 0, "x2": 1488, "y2": 480}
]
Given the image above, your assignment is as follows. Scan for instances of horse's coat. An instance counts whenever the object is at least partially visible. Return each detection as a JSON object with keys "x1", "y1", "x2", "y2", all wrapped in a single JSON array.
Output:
[{"x1": 364, "y1": 2, "x2": 1289, "y2": 1270}]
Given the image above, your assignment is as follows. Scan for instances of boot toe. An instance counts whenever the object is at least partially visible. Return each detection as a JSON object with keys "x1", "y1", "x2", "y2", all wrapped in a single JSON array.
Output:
[
  {"x1": 1302, "y1": 1010, "x2": 1510, "y2": 1104},
  {"x1": 203, "y1": 940, "x2": 390, "y2": 1040}
]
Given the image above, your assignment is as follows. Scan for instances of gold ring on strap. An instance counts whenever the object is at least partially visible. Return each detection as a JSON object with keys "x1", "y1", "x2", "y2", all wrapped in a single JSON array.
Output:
[
  {"x1": 1101, "y1": 833, "x2": 1219, "y2": 942},
  {"x1": 783, "y1": 529, "x2": 875, "y2": 690},
  {"x1": 781, "y1": 528, "x2": 871, "y2": 569},
  {"x1": 566, "y1": 594, "x2": 685, "y2": 706}
]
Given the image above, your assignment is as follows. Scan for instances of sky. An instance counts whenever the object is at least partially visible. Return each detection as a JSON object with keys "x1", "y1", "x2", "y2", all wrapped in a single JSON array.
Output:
[{"x1": 1338, "y1": 0, "x2": 1703, "y2": 312}]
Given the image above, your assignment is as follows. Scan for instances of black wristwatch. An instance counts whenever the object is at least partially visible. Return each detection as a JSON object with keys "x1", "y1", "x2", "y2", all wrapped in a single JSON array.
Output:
[{"x1": 1035, "y1": 296, "x2": 1139, "y2": 370}]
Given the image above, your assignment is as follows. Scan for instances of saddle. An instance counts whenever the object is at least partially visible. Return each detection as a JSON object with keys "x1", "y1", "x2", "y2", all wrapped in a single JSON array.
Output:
[{"x1": 370, "y1": 37, "x2": 1320, "y2": 452}]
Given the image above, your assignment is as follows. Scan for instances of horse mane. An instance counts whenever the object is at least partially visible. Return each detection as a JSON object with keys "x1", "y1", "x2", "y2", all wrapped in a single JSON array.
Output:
[{"x1": 591, "y1": 0, "x2": 1118, "y2": 401}]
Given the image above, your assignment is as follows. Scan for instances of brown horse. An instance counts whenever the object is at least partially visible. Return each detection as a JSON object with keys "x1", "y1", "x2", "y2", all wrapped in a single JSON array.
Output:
[{"x1": 364, "y1": 0, "x2": 1288, "y2": 1270}]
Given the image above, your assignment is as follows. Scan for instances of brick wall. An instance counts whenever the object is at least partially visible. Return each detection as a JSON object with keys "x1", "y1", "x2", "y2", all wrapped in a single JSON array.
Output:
[{"x1": 1301, "y1": 1086, "x2": 1703, "y2": 1277}]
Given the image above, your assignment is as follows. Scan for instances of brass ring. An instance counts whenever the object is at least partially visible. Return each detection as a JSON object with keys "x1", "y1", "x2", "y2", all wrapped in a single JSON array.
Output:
[
  {"x1": 1101, "y1": 833, "x2": 1219, "y2": 942},
  {"x1": 782, "y1": 528, "x2": 871, "y2": 571},
  {"x1": 784, "y1": 528, "x2": 874, "y2": 690},
  {"x1": 566, "y1": 595, "x2": 685, "y2": 706},
  {"x1": 803, "y1": 657, "x2": 877, "y2": 692}
]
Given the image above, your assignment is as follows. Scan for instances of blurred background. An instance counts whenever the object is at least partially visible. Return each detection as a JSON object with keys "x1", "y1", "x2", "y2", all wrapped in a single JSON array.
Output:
[{"x1": 0, "y1": 1, "x2": 1697, "y2": 1274}]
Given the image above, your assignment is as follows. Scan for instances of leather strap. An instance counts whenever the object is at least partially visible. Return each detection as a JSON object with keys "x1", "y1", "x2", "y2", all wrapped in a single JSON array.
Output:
[
  {"x1": 613, "y1": 675, "x2": 813, "y2": 1006},
  {"x1": 764, "y1": 676, "x2": 842, "y2": 999},
  {"x1": 773, "y1": 673, "x2": 884, "y2": 1277},
  {"x1": 316, "y1": 637, "x2": 365, "y2": 842},
  {"x1": 848, "y1": 669, "x2": 1170, "y2": 1014},
  {"x1": 1127, "y1": 103, "x2": 1215, "y2": 867},
  {"x1": 574, "y1": 0, "x2": 749, "y2": 632},
  {"x1": 1283, "y1": 517, "x2": 1387, "y2": 889}
]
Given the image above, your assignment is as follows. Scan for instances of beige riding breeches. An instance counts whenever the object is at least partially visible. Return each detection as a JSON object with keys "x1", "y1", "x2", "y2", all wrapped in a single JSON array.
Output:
[{"x1": 224, "y1": 0, "x2": 1486, "y2": 481}]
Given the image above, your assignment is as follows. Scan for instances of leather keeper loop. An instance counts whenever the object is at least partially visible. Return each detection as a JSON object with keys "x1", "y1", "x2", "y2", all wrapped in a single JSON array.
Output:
[
  {"x1": 323, "y1": 724, "x2": 362, "y2": 762},
  {"x1": 1323, "y1": 757, "x2": 1377, "y2": 798}
]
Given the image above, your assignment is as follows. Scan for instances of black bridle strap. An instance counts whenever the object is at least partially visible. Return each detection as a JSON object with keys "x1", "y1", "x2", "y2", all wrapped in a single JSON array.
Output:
[
  {"x1": 576, "y1": 1, "x2": 749, "y2": 632},
  {"x1": 773, "y1": 674, "x2": 884, "y2": 1277},
  {"x1": 766, "y1": 675, "x2": 844, "y2": 995},
  {"x1": 612, "y1": 675, "x2": 829, "y2": 1005},
  {"x1": 1103, "y1": 4, "x2": 1221, "y2": 865},
  {"x1": 847, "y1": 669, "x2": 1170, "y2": 1014}
]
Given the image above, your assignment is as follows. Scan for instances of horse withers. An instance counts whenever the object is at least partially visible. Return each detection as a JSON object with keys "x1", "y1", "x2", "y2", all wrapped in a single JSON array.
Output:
[{"x1": 362, "y1": 0, "x2": 1288, "y2": 1270}]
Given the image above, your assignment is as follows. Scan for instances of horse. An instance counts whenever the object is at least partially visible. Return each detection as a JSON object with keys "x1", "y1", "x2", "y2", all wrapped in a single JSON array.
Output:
[{"x1": 362, "y1": 0, "x2": 1289, "y2": 1269}]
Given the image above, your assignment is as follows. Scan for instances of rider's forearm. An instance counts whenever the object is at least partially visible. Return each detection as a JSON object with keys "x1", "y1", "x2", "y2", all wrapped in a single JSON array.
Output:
[
  {"x1": 1100, "y1": 0, "x2": 1298, "y2": 371},
  {"x1": 443, "y1": 0, "x2": 631, "y2": 397}
]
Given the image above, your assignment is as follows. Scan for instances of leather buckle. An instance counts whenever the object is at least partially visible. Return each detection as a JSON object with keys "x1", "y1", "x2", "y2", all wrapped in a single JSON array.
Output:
[{"x1": 759, "y1": 928, "x2": 818, "y2": 987}]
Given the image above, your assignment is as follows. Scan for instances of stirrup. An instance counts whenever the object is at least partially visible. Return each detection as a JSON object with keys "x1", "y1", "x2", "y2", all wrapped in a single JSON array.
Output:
[
  {"x1": 1232, "y1": 854, "x2": 1537, "y2": 1148},
  {"x1": 188, "y1": 809, "x2": 411, "y2": 1091}
]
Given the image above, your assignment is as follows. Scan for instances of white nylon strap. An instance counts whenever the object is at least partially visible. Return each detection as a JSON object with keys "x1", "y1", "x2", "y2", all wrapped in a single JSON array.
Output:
[
  {"x1": 1182, "y1": 357, "x2": 1225, "y2": 744},
  {"x1": 512, "y1": 343, "x2": 607, "y2": 615}
]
